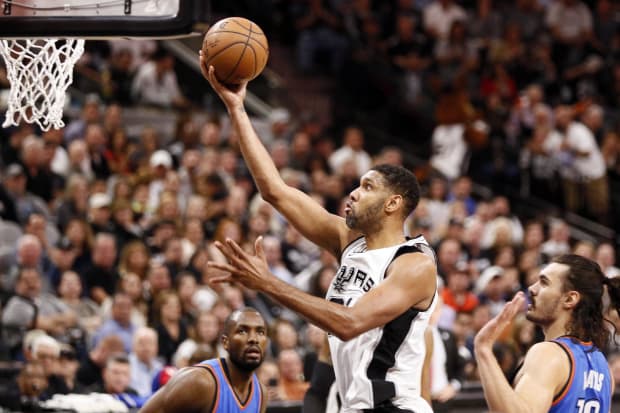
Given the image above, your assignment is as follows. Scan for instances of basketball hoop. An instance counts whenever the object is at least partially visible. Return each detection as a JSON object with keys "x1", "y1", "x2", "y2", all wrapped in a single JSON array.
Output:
[{"x1": 0, "y1": 38, "x2": 84, "y2": 131}]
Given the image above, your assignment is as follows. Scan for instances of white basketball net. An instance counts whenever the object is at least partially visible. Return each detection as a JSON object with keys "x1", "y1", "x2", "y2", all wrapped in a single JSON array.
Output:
[{"x1": 0, "y1": 38, "x2": 85, "y2": 131}]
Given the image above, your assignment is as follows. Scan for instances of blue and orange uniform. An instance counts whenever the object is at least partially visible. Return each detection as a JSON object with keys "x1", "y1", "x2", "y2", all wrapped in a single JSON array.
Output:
[
  {"x1": 195, "y1": 358, "x2": 264, "y2": 413},
  {"x1": 549, "y1": 336, "x2": 612, "y2": 413}
]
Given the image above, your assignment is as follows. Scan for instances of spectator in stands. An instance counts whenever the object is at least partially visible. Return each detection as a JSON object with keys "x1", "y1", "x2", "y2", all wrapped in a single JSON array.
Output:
[
  {"x1": 423, "y1": 0, "x2": 467, "y2": 41},
  {"x1": 84, "y1": 124, "x2": 111, "y2": 180},
  {"x1": 3, "y1": 267, "x2": 77, "y2": 342},
  {"x1": 67, "y1": 140, "x2": 95, "y2": 181},
  {"x1": 87, "y1": 192, "x2": 113, "y2": 236},
  {"x1": 572, "y1": 240, "x2": 596, "y2": 260},
  {"x1": 554, "y1": 104, "x2": 608, "y2": 221},
  {"x1": 129, "y1": 327, "x2": 163, "y2": 398},
  {"x1": 1, "y1": 233, "x2": 45, "y2": 291},
  {"x1": 173, "y1": 310, "x2": 224, "y2": 368},
  {"x1": 447, "y1": 176, "x2": 476, "y2": 216},
  {"x1": 64, "y1": 94, "x2": 102, "y2": 144},
  {"x1": 1, "y1": 163, "x2": 50, "y2": 224},
  {"x1": 541, "y1": 219, "x2": 571, "y2": 259},
  {"x1": 89, "y1": 353, "x2": 138, "y2": 396},
  {"x1": 147, "y1": 149, "x2": 173, "y2": 214},
  {"x1": 57, "y1": 343, "x2": 83, "y2": 394},
  {"x1": 290, "y1": 0, "x2": 349, "y2": 75},
  {"x1": 63, "y1": 218, "x2": 94, "y2": 276},
  {"x1": 270, "y1": 318, "x2": 301, "y2": 359},
  {"x1": 596, "y1": 242, "x2": 620, "y2": 278},
  {"x1": 103, "y1": 48, "x2": 134, "y2": 104},
  {"x1": 277, "y1": 349, "x2": 310, "y2": 401},
  {"x1": 257, "y1": 359, "x2": 284, "y2": 402},
  {"x1": 520, "y1": 102, "x2": 563, "y2": 203},
  {"x1": 144, "y1": 262, "x2": 172, "y2": 315},
  {"x1": 20, "y1": 135, "x2": 60, "y2": 204},
  {"x1": 131, "y1": 48, "x2": 189, "y2": 109},
  {"x1": 55, "y1": 174, "x2": 89, "y2": 233},
  {"x1": 153, "y1": 290, "x2": 188, "y2": 365},
  {"x1": 546, "y1": 0, "x2": 593, "y2": 70},
  {"x1": 30, "y1": 334, "x2": 69, "y2": 395},
  {"x1": 474, "y1": 266, "x2": 508, "y2": 317},
  {"x1": 92, "y1": 293, "x2": 136, "y2": 353},
  {"x1": 47, "y1": 237, "x2": 78, "y2": 288},
  {"x1": 118, "y1": 240, "x2": 150, "y2": 280},
  {"x1": 8, "y1": 361, "x2": 50, "y2": 410},
  {"x1": 175, "y1": 272, "x2": 200, "y2": 325},
  {"x1": 106, "y1": 129, "x2": 133, "y2": 176},
  {"x1": 328, "y1": 126, "x2": 372, "y2": 178},
  {"x1": 436, "y1": 237, "x2": 464, "y2": 279},
  {"x1": 58, "y1": 270, "x2": 101, "y2": 336},
  {"x1": 441, "y1": 266, "x2": 479, "y2": 313},
  {"x1": 76, "y1": 334, "x2": 125, "y2": 388},
  {"x1": 386, "y1": 11, "x2": 432, "y2": 106},
  {"x1": 83, "y1": 232, "x2": 119, "y2": 304}
]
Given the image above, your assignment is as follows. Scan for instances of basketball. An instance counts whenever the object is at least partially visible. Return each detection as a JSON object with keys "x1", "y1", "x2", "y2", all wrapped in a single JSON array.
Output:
[{"x1": 202, "y1": 17, "x2": 269, "y2": 84}]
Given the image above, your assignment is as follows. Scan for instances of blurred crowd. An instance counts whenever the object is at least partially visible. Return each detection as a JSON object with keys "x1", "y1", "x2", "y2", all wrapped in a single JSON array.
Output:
[{"x1": 0, "y1": 0, "x2": 619, "y2": 412}]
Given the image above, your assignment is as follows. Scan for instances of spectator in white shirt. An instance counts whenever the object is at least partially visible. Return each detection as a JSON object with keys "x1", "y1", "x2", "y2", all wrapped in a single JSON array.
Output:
[
  {"x1": 131, "y1": 48, "x2": 189, "y2": 109},
  {"x1": 328, "y1": 126, "x2": 372, "y2": 178},
  {"x1": 129, "y1": 327, "x2": 163, "y2": 398}
]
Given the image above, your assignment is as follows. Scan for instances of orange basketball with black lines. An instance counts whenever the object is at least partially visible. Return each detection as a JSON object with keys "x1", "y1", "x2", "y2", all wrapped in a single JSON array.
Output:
[{"x1": 202, "y1": 17, "x2": 269, "y2": 84}]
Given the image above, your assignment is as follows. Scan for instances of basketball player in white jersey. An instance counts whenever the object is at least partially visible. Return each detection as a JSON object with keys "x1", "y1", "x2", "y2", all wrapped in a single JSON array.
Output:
[{"x1": 201, "y1": 57, "x2": 438, "y2": 413}]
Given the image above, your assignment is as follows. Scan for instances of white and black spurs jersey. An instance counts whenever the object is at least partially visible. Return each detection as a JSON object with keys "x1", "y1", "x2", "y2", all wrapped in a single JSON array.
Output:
[{"x1": 326, "y1": 235, "x2": 437, "y2": 413}]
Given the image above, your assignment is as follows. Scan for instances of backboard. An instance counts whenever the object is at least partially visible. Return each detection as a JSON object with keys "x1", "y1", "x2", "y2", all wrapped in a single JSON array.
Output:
[{"x1": 0, "y1": 0, "x2": 210, "y2": 38}]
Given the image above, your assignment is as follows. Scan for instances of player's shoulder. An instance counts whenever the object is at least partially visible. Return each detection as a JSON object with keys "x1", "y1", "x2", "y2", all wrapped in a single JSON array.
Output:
[
  {"x1": 166, "y1": 365, "x2": 218, "y2": 401},
  {"x1": 524, "y1": 341, "x2": 572, "y2": 369}
]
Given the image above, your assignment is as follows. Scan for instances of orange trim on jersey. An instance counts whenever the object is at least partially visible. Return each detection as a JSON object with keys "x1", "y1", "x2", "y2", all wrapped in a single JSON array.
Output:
[
  {"x1": 217, "y1": 358, "x2": 255, "y2": 410},
  {"x1": 195, "y1": 364, "x2": 220, "y2": 413},
  {"x1": 551, "y1": 341, "x2": 575, "y2": 406}
]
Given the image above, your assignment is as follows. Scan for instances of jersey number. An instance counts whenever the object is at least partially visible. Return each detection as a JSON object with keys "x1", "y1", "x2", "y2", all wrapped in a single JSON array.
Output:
[{"x1": 576, "y1": 399, "x2": 600, "y2": 413}]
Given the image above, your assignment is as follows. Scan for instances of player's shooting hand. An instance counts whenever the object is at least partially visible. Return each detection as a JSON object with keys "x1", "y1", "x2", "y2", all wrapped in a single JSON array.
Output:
[
  {"x1": 474, "y1": 291, "x2": 526, "y2": 353},
  {"x1": 199, "y1": 51, "x2": 247, "y2": 110},
  {"x1": 207, "y1": 236, "x2": 272, "y2": 291}
]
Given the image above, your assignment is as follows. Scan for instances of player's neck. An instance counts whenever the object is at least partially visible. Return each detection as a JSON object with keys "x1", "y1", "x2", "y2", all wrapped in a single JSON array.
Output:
[
  {"x1": 542, "y1": 317, "x2": 570, "y2": 342},
  {"x1": 364, "y1": 225, "x2": 407, "y2": 250},
  {"x1": 225, "y1": 359, "x2": 254, "y2": 399}
]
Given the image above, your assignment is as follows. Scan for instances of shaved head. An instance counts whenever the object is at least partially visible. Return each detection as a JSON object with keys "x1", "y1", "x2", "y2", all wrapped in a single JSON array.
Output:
[{"x1": 223, "y1": 307, "x2": 263, "y2": 336}]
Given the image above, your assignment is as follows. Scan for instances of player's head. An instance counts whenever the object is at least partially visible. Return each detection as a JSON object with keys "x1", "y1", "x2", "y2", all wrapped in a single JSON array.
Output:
[
  {"x1": 222, "y1": 308, "x2": 268, "y2": 373},
  {"x1": 345, "y1": 164, "x2": 420, "y2": 231},
  {"x1": 527, "y1": 254, "x2": 620, "y2": 350}
]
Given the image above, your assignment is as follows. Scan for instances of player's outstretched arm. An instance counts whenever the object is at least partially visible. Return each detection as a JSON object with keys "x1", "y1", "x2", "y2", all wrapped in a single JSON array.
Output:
[
  {"x1": 200, "y1": 56, "x2": 354, "y2": 257},
  {"x1": 474, "y1": 293, "x2": 569, "y2": 413},
  {"x1": 209, "y1": 238, "x2": 436, "y2": 340},
  {"x1": 139, "y1": 367, "x2": 216, "y2": 413}
]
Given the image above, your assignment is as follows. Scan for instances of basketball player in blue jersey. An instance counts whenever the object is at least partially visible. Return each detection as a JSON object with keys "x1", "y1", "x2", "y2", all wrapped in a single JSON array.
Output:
[
  {"x1": 201, "y1": 55, "x2": 438, "y2": 413},
  {"x1": 140, "y1": 308, "x2": 267, "y2": 413},
  {"x1": 475, "y1": 254, "x2": 620, "y2": 413}
]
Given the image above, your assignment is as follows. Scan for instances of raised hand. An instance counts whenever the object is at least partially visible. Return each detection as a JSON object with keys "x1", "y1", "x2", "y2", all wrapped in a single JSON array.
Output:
[
  {"x1": 199, "y1": 50, "x2": 248, "y2": 111},
  {"x1": 474, "y1": 291, "x2": 526, "y2": 352},
  {"x1": 207, "y1": 236, "x2": 273, "y2": 291}
]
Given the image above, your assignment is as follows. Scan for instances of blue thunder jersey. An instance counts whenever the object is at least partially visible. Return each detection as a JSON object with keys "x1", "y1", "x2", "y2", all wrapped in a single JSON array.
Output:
[
  {"x1": 549, "y1": 337, "x2": 612, "y2": 413},
  {"x1": 196, "y1": 358, "x2": 264, "y2": 413}
]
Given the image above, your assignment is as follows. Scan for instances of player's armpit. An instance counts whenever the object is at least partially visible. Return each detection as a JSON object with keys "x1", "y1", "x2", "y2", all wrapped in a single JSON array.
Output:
[
  {"x1": 513, "y1": 342, "x2": 571, "y2": 413},
  {"x1": 139, "y1": 367, "x2": 216, "y2": 413},
  {"x1": 344, "y1": 253, "x2": 436, "y2": 339}
]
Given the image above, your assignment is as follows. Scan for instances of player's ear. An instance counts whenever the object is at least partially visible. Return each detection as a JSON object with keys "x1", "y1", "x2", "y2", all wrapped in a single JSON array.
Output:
[
  {"x1": 385, "y1": 194, "x2": 402, "y2": 214},
  {"x1": 221, "y1": 334, "x2": 229, "y2": 351},
  {"x1": 564, "y1": 290, "x2": 581, "y2": 309}
]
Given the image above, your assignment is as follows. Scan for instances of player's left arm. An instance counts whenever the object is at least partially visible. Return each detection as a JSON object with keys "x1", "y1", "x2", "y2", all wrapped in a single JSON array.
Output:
[{"x1": 209, "y1": 239, "x2": 437, "y2": 341}]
